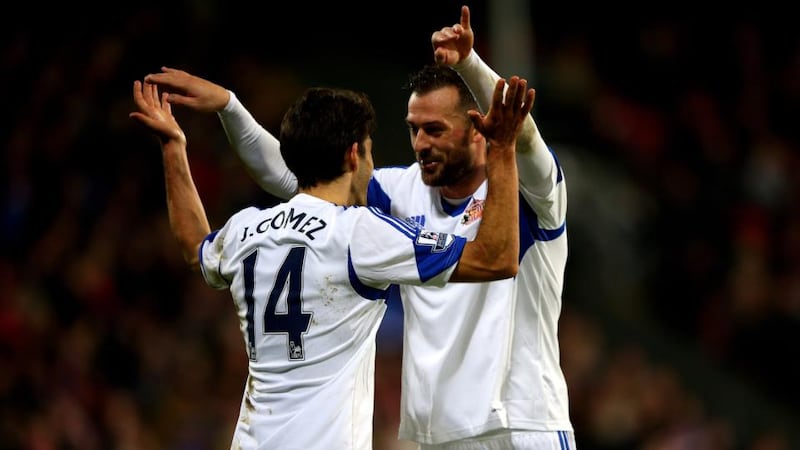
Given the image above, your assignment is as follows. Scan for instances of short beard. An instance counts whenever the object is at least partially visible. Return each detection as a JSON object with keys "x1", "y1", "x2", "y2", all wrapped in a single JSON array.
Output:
[
  {"x1": 419, "y1": 122, "x2": 476, "y2": 188},
  {"x1": 421, "y1": 153, "x2": 473, "y2": 187}
]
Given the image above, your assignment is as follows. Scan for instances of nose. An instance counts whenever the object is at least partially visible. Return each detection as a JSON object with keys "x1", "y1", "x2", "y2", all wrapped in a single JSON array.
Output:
[{"x1": 412, "y1": 130, "x2": 431, "y2": 154}]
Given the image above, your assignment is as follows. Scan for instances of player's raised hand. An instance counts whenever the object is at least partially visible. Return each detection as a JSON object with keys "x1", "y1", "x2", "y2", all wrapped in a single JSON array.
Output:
[
  {"x1": 432, "y1": 5, "x2": 474, "y2": 66},
  {"x1": 467, "y1": 76, "x2": 534, "y2": 150},
  {"x1": 129, "y1": 80, "x2": 186, "y2": 145},
  {"x1": 144, "y1": 67, "x2": 230, "y2": 112}
]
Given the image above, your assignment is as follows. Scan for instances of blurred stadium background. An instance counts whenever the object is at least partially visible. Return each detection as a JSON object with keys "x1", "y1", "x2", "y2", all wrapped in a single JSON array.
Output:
[{"x1": 2, "y1": 1, "x2": 798, "y2": 448}]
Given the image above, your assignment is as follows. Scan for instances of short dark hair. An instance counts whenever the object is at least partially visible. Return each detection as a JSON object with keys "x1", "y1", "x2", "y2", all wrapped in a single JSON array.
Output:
[
  {"x1": 280, "y1": 87, "x2": 377, "y2": 189},
  {"x1": 404, "y1": 64, "x2": 479, "y2": 113}
]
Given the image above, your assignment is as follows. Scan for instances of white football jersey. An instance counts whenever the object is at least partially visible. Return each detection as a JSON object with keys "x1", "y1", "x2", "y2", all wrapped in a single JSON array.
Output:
[
  {"x1": 199, "y1": 193, "x2": 467, "y2": 450},
  {"x1": 216, "y1": 48, "x2": 574, "y2": 447},
  {"x1": 369, "y1": 158, "x2": 571, "y2": 444}
]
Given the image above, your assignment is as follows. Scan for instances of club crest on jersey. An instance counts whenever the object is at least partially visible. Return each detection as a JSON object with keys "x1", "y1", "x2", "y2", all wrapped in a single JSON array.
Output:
[
  {"x1": 416, "y1": 230, "x2": 455, "y2": 252},
  {"x1": 461, "y1": 199, "x2": 484, "y2": 225}
]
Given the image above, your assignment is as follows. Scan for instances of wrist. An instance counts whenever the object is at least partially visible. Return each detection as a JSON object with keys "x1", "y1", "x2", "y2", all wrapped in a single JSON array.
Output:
[
  {"x1": 222, "y1": 90, "x2": 237, "y2": 113},
  {"x1": 452, "y1": 49, "x2": 478, "y2": 72}
]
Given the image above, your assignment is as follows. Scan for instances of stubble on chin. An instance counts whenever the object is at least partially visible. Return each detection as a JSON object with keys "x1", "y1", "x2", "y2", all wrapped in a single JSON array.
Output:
[{"x1": 420, "y1": 168, "x2": 442, "y2": 187}]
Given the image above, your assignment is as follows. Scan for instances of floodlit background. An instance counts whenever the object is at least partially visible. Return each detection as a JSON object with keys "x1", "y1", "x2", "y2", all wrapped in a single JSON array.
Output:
[{"x1": 2, "y1": 1, "x2": 798, "y2": 448}]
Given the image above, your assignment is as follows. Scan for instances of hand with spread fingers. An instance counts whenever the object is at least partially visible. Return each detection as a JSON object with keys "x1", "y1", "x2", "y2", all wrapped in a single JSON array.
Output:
[
  {"x1": 129, "y1": 80, "x2": 186, "y2": 146},
  {"x1": 468, "y1": 76, "x2": 535, "y2": 152}
]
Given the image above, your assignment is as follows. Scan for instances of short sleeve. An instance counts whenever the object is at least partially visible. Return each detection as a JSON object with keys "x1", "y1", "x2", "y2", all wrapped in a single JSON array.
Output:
[
  {"x1": 349, "y1": 207, "x2": 466, "y2": 288},
  {"x1": 199, "y1": 207, "x2": 260, "y2": 290}
]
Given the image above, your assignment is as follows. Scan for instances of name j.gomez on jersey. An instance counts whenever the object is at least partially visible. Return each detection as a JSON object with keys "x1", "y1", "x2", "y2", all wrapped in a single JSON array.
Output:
[{"x1": 238, "y1": 207, "x2": 328, "y2": 242}]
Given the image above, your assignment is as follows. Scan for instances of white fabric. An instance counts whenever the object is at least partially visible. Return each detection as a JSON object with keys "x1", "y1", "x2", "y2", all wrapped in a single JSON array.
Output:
[
  {"x1": 199, "y1": 193, "x2": 466, "y2": 450},
  {"x1": 371, "y1": 160, "x2": 571, "y2": 444},
  {"x1": 219, "y1": 92, "x2": 298, "y2": 199},
  {"x1": 215, "y1": 49, "x2": 574, "y2": 447},
  {"x1": 418, "y1": 430, "x2": 577, "y2": 450}
]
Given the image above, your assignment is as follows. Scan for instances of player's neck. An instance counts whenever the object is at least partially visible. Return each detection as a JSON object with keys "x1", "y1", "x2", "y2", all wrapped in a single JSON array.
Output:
[
  {"x1": 439, "y1": 164, "x2": 486, "y2": 200},
  {"x1": 301, "y1": 177, "x2": 355, "y2": 206}
]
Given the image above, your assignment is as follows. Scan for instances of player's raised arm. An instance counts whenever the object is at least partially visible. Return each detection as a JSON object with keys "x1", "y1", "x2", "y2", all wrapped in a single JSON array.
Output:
[
  {"x1": 129, "y1": 80, "x2": 210, "y2": 271},
  {"x1": 146, "y1": 67, "x2": 299, "y2": 199},
  {"x1": 435, "y1": 5, "x2": 558, "y2": 199},
  {"x1": 450, "y1": 76, "x2": 534, "y2": 281}
]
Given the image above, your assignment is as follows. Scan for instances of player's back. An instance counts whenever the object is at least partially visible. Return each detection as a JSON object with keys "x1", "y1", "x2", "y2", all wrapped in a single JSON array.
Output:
[{"x1": 201, "y1": 193, "x2": 387, "y2": 449}]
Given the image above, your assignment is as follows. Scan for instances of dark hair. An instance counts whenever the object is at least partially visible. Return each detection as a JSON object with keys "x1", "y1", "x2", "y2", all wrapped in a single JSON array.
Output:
[
  {"x1": 280, "y1": 87, "x2": 377, "y2": 189},
  {"x1": 404, "y1": 64, "x2": 479, "y2": 113}
]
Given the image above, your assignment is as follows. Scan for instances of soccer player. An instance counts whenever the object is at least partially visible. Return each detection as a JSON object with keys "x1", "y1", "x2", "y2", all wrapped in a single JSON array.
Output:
[
  {"x1": 129, "y1": 74, "x2": 533, "y2": 449},
  {"x1": 145, "y1": 5, "x2": 574, "y2": 449}
]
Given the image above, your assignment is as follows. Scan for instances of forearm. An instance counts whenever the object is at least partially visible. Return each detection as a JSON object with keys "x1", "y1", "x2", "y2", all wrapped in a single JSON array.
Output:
[
  {"x1": 218, "y1": 91, "x2": 298, "y2": 199},
  {"x1": 161, "y1": 140, "x2": 211, "y2": 270},
  {"x1": 455, "y1": 149, "x2": 519, "y2": 281}
]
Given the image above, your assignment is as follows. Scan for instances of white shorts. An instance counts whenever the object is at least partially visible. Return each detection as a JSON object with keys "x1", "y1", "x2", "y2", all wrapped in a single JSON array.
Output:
[{"x1": 417, "y1": 430, "x2": 576, "y2": 450}]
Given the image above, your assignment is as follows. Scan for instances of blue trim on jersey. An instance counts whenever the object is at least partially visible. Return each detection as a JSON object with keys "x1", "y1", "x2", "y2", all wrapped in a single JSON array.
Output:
[
  {"x1": 440, "y1": 196, "x2": 471, "y2": 217},
  {"x1": 520, "y1": 193, "x2": 566, "y2": 261},
  {"x1": 558, "y1": 430, "x2": 570, "y2": 449},
  {"x1": 366, "y1": 206, "x2": 418, "y2": 237},
  {"x1": 367, "y1": 177, "x2": 392, "y2": 214},
  {"x1": 414, "y1": 232, "x2": 467, "y2": 282},
  {"x1": 346, "y1": 249, "x2": 393, "y2": 300},
  {"x1": 361, "y1": 205, "x2": 465, "y2": 284},
  {"x1": 549, "y1": 146, "x2": 564, "y2": 184},
  {"x1": 385, "y1": 284, "x2": 401, "y2": 303},
  {"x1": 199, "y1": 230, "x2": 221, "y2": 283}
]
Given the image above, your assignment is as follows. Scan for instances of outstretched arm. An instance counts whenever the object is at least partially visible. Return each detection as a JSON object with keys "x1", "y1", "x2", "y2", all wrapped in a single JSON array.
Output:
[
  {"x1": 145, "y1": 67, "x2": 298, "y2": 199},
  {"x1": 129, "y1": 80, "x2": 209, "y2": 271},
  {"x1": 432, "y1": 6, "x2": 556, "y2": 197},
  {"x1": 450, "y1": 76, "x2": 534, "y2": 281}
]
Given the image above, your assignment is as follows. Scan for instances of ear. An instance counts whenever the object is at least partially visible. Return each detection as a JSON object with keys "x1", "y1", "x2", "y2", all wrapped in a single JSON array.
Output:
[{"x1": 345, "y1": 142, "x2": 359, "y2": 172}]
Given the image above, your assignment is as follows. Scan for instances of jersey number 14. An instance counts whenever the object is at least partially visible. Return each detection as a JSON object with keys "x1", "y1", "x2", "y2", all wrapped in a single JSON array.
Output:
[{"x1": 242, "y1": 246, "x2": 312, "y2": 362}]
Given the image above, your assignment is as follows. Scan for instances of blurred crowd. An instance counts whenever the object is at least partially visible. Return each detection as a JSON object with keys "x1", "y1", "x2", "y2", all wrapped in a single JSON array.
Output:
[{"x1": 1, "y1": 2, "x2": 798, "y2": 449}]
